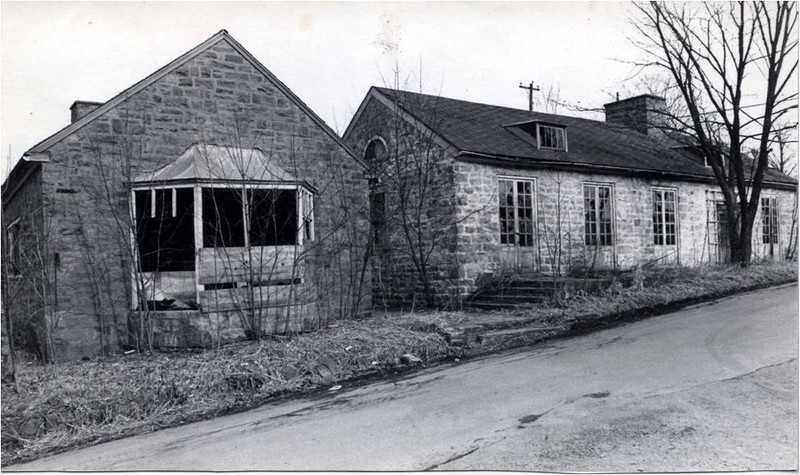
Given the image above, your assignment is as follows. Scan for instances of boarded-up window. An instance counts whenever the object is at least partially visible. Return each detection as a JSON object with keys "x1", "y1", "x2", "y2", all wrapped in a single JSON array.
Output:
[
  {"x1": 248, "y1": 189, "x2": 297, "y2": 246},
  {"x1": 135, "y1": 188, "x2": 195, "y2": 272},
  {"x1": 202, "y1": 188, "x2": 245, "y2": 248}
]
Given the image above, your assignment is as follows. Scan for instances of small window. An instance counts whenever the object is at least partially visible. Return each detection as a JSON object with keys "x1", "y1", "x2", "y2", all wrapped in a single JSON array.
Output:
[
  {"x1": 584, "y1": 184, "x2": 613, "y2": 246},
  {"x1": 6, "y1": 219, "x2": 21, "y2": 276},
  {"x1": 652, "y1": 189, "x2": 677, "y2": 246},
  {"x1": 538, "y1": 125, "x2": 567, "y2": 151},
  {"x1": 364, "y1": 138, "x2": 387, "y2": 163},
  {"x1": 300, "y1": 189, "x2": 315, "y2": 243},
  {"x1": 761, "y1": 197, "x2": 779, "y2": 244}
]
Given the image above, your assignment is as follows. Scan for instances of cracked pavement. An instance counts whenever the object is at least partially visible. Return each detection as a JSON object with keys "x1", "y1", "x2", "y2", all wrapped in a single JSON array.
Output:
[{"x1": 8, "y1": 284, "x2": 798, "y2": 471}]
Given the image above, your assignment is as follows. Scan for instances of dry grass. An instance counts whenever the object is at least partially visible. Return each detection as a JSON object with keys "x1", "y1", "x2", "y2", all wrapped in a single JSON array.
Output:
[
  {"x1": 2, "y1": 261, "x2": 795, "y2": 466},
  {"x1": 1, "y1": 315, "x2": 451, "y2": 466}
]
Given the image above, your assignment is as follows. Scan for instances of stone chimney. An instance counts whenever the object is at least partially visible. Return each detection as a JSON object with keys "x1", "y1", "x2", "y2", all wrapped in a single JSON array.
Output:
[
  {"x1": 70, "y1": 101, "x2": 103, "y2": 123},
  {"x1": 603, "y1": 94, "x2": 667, "y2": 139}
]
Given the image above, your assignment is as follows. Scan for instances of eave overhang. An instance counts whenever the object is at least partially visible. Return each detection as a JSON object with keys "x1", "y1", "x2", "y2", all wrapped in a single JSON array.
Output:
[
  {"x1": 129, "y1": 178, "x2": 319, "y2": 195},
  {"x1": 454, "y1": 151, "x2": 798, "y2": 192}
]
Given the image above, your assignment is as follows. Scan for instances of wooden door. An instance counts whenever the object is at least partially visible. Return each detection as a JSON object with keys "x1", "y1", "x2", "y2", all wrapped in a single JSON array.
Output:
[{"x1": 498, "y1": 179, "x2": 537, "y2": 272}]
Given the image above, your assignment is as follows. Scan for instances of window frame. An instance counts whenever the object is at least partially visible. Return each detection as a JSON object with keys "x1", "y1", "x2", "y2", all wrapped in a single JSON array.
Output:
[
  {"x1": 196, "y1": 183, "x2": 313, "y2": 249},
  {"x1": 537, "y1": 124, "x2": 568, "y2": 151},
  {"x1": 761, "y1": 196, "x2": 780, "y2": 245},
  {"x1": 583, "y1": 183, "x2": 614, "y2": 246},
  {"x1": 498, "y1": 177, "x2": 536, "y2": 247},
  {"x1": 652, "y1": 187, "x2": 678, "y2": 246}
]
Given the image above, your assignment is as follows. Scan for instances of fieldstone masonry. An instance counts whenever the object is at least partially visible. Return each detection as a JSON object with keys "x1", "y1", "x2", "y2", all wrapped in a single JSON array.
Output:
[
  {"x1": 345, "y1": 95, "x2": 461, "y2": 308},
  {"x1": 345, "y1": 89, "x2": 797, "y2": 308},
  {"x1": 2, "y1": 33, "x2": 370, "y2": 360}
]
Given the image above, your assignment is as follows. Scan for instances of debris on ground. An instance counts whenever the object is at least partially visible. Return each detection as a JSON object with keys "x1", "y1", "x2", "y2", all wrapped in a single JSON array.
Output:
[{"x1": 401, "y1": 354, "x2": 423, "y2": 365}]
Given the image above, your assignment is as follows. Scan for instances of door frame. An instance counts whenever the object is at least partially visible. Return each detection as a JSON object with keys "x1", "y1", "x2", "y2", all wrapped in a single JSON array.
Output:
[{"x1": 497, "y1": 175, "x2": 538, "y2": 272}]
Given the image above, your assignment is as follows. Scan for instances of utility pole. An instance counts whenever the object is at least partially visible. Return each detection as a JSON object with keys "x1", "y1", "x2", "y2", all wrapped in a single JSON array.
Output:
[{"x1": 519, "y1": 81, "x2": 540, "y2": 112}]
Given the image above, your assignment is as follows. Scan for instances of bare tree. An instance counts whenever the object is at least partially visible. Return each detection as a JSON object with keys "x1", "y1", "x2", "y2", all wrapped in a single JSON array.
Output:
[
  {"x1": 769, "y1": 122, "x2": 797, "y2": 175},
  {"x1": 632, "y1": 1, "x2": 798, "y2": 265},
  {"x1": 1, "y1": 202, "x2": 61, "y2": 363},
  {"x1": 371, "y1": 69, "x2": 494, "y2": 308}
]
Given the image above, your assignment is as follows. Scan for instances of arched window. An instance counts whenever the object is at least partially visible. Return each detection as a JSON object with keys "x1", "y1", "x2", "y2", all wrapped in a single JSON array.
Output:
[{"x1": 364, "y1": 138, "x2": 387, "y2": 163}]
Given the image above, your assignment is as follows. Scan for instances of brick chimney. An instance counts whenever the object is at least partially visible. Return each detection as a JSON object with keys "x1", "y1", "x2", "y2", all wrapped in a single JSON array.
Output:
[
  {"x1": 603, "y1": 94, "x2": 667, "y2": 139},
  {"x1": 70, "y1": 101, "x2": 103, "y2": 123}
]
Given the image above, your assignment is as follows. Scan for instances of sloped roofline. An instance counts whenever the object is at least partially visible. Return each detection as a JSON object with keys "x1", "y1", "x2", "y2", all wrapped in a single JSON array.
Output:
[
  {"x1": 345, "y1": 87, "x2": 795, "y2": 188},
  {"x1": 18, "y1": 29, "x2": 364, "y2": 166},
  {"x1": 342, "y1": 86, "x2": 459, "y2": 154}
]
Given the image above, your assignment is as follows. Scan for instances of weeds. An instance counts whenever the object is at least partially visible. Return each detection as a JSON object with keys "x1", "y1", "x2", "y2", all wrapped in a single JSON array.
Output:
[
  {"x1": 1, "y1": 315, "x2": 450, "y2": 465},
  {"x1": 2, "y1": 262, "x2": 795, "y2": 466}
]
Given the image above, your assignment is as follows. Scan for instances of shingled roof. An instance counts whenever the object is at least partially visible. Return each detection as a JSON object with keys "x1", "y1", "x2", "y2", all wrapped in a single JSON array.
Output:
[{"x1": 361, "y1": 87, "x2": 795, "y2": 188}]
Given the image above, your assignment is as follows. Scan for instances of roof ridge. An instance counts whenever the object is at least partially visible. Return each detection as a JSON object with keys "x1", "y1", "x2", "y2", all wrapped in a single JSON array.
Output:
[
  {"x1": 18, "y1": 29, "x2": 364, "y2": 168},
  {"x1": 373, "y1": 86, "x2": 612, "y2": 127},
  {"x1": 24, "y1": 29, "x2": 230, "y2": 156}
]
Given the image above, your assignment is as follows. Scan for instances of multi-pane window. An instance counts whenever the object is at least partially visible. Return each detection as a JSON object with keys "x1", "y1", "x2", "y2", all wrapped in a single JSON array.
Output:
[
  {"x1": 499, "y1": 179, "x2": 534, "y2": 246},
  {"x1": 761, "y1": 197, "x2": 779, "y2": 244},
  {"x1": 652, "y1": 189, "x2": 677, "y2": 245},
  {"x1": 584, "y1": 184, "x2": 613, "y2": 246},
  {"x1": 538, "y1": 125, "x2": 567, "y2": 151}
]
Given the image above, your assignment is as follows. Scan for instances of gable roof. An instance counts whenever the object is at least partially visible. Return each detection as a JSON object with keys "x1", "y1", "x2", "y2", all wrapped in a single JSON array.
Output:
[
  {"x1": 353, "y1": 87, "x2": 795, "y2": 188},
  {"x1": 9, "y1": 29, "x2": 363, "y2": 177}
]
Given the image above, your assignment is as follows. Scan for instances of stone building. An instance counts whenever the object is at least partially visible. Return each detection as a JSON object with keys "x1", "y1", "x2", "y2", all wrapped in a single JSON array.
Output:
[
  {"x1": 2, "y1": 31, "x2": 370, "y2": 360},
  {"x1": 343, "y1": 87, "x2": 797, "y2": 307}
]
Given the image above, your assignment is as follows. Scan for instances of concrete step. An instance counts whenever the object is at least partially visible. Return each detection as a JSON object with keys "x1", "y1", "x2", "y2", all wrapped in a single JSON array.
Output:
[{"x1": 477, "y1": 325, "x2": 563, "y2": 346}]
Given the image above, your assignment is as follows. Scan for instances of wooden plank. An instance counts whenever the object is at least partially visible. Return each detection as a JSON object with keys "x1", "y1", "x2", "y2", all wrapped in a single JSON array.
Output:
[
  {"x1": 197, "y1": 246, "x2": 304, "y2": 285},
  {"x1": 200, "y1": 283, "x2": 314, "y2": 312}
]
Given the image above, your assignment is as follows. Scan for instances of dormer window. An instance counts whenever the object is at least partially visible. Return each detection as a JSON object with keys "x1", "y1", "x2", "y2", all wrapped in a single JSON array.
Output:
[
  {"x1": 537, "y1": 124, "x2": 567, "y2": 151},
  {"x1": 504, "y1": 120, "x2": 568, "y2": 152}
]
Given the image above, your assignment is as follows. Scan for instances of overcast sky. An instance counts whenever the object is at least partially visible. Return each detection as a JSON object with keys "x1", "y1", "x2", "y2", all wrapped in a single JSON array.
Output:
[{"x1": 1, "y1": 1, "x2": 644, "y2": 178}]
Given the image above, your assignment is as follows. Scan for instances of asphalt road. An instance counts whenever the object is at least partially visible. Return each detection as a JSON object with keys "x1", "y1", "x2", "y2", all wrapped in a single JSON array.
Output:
[{"x1": 10, "y1": 284, "x2": 798, "y2": 471}]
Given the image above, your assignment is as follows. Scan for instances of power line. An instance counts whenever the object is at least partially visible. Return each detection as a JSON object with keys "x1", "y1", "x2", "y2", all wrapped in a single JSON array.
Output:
[{"x1": 518, "y1": 81, "x2": 540, "y2": 112}]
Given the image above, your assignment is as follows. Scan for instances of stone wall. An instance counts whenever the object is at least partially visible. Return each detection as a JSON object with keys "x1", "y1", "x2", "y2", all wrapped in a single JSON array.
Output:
[
  {"x1": 344, "y1": 95, "x2": 462, "y2": 308},
  {"x1": 8, "y1": 37, "x2": 369, "y2": 359},
  {"x1": 142, "y1": 302, "x2": 318, "y2": 349},
  {"x1": 453, "y1": 159, "x2": 797, "y2": 294}
]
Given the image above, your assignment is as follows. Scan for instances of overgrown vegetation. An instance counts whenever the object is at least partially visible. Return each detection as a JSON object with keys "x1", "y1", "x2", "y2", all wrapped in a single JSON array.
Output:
[
  {"x1": 1, "y1": 315, "x2": 451, "y2": 466},
  {"x1": 2, "y1": 261, "x2": 795, "y2": 466}
]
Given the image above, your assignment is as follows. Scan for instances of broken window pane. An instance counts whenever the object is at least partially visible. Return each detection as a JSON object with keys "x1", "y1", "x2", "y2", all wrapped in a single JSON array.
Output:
[
  {"x1": 248, "y1": 189, "x2": 297, "y2": 246},
  {"x1": 202, "y1": 188, "x2": 245, "y2": 248},
  {"x1": 136, "y1": 188, "x2": 195, "y2": 272}
]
